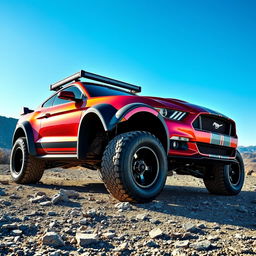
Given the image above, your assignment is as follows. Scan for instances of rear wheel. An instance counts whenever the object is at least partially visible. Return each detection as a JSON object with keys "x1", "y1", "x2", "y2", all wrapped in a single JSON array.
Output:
[
  {"x1": 100, "y1": 131, "x2": 168, "y2": 202},
  {"x1": 10, "y1": 137, "x2": 45, "y2": 184},
  {"x1": 203, "y1": 151, "x2": 244, "y2": 195}
]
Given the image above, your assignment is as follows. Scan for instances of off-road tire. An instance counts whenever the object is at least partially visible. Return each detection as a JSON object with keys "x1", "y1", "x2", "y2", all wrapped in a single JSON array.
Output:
[
  {"x1": 10, "y1": 137, "x2": 45, "y2": 184},
  {"x1": 203, "y1": 151, "x2": 244, "y2": 195},
  {"x1": 100, "y1": 131, "x2": 168, "y2": 202}
]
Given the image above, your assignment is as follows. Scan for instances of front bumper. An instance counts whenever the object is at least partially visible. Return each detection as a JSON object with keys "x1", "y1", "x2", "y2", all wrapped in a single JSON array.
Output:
[{"x1": 165, "y1": 116, "x2": 238, "y2": 161}]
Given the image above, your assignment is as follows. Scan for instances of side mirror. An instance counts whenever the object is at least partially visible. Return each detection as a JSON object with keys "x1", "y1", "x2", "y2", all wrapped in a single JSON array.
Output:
[
  {"x1": 57, "y1": 91, "x2": 76, "y2": 101},
  {"x1": 20, "y1": 107, "x2": 34, "y2": 115}
]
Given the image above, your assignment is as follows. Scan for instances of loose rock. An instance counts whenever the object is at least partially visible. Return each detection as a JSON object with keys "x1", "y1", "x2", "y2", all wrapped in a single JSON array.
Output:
[
  {"x1": 102, "y1": 232, "x2": 115, "y2": 239},
  {"x1": 114, "y1": 242, "x2": 128, "y2": 251},
  {"x1": 171, "y1": 249, "x2": 187, "y2": 256},
  {"x1": 183, "y1": 223, "x2": 203, "y2": 234},
  {"x1": 29, "y1": 195, "x2": 48, "y2": 203},
  {"x1": 42, "y1": 232, "x2": 65, "y2": 247},
  {"x1": 115, "y1": 202, "x2": 131, "y2": 211},
  {"x1": 40, "y1": 201, "x2": 52, "y2": 206},
  {"x1": 191, "y1": 240, "x2": 211, "y2": 251},
  {"x1": 174, "y1": 240, "x2": 189, "y2": 248},
  {"x1": 76, "y1": 233, "x2": 99, "y2": 246},
  {"x1": 51, "y1": 190, "x2": 69, "y2": 205},
  {"x1": 59, "y1": 189, "x2": 79, "y2": 199},
  {"x1": 136, "y1": 213, "x2": 149, "y2": 221},
  {"x1": 80, "y1": 218, "x2": 88, "y2": 225},
  {"x1": 149, "y1": 228, "x2": 163, "y2": 239}
]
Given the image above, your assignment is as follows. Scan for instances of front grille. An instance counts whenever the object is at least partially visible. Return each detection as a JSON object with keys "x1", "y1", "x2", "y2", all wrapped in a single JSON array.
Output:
[
  {"x1": 197, "y1": 142, "x2": 236, "y2": 157},
  {"x1": 193, "y1": 114, "x2": 236, "y2": 136}
]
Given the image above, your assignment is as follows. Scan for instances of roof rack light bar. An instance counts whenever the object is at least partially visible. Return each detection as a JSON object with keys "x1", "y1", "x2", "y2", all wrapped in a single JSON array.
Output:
[{"x1": 50, "y1": 70, "x2": 141, "y2": 93}]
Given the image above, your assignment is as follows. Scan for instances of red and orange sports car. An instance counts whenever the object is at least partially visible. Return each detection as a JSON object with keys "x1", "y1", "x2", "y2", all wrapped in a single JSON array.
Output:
[{"x1": 10, "y1": 70, "x2": 244, "y2": 202}]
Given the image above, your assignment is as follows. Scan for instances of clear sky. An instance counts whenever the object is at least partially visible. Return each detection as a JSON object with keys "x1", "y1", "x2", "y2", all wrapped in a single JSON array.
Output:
[{"x1": 0, "y1": 0, "x2": 255, "y2": 146}]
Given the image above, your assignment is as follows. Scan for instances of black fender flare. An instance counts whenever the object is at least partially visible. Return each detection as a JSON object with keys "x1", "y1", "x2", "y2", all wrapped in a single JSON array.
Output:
[
  {"x1": 12, "y1": 121, "x2": 37, "y2": 156},
  {"x1": 81, "y1": 103, "x2": 117, "y2": 131},
  {"x1": 78, "y1": 103, "x2": 169, "y2": 156},
  {"x1": 77, "y1": 104, "x2": 117, "y2": 158}
]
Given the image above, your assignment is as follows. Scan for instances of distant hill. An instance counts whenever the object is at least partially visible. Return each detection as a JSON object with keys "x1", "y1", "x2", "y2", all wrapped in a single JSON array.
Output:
[
  {"x1": 0, "y1": 116, "x2": 18, "y2": 149},
  {"x1": 238, "y1": 146, "x2": 256, "y2": 153},
  {"x1": 232, "y1": 147, "x2": 256, "y2": 175},
  {"x1": 241, "y1": 152, "x2": 256, "y2": 176}
]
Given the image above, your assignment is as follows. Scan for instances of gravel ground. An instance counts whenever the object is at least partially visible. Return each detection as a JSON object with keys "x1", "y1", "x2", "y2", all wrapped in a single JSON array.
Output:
[{"x1": 0, "y1": 164, "x2": 255, "y2": 256}]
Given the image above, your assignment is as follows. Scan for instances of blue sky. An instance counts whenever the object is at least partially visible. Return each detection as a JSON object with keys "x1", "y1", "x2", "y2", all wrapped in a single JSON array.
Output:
[{"x1": 0, "y1": 0, "x2": 255, "y2": 146}]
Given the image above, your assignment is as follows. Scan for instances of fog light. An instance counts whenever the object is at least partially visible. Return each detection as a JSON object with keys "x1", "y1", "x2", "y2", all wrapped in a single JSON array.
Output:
[
  {"x1": 170, "y1": 139, "x2": 189, "y2": 150},
  {"x1": 172, "y1": 141, "x2": 179, "y2": 149}
]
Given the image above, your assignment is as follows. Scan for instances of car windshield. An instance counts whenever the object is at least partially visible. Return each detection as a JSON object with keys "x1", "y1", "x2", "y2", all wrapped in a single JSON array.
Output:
[{"x1": 84, "y1": 83, "x2": 133, "y2": 97}]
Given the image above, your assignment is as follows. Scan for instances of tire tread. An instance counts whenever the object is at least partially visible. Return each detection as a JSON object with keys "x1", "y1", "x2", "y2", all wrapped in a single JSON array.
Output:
[
  {"x1": 203, "y1": 151, "x2": 244, "y2": 195},
  {"x1": 100, "y1": 131, "x2": 166, "y2": 202}
]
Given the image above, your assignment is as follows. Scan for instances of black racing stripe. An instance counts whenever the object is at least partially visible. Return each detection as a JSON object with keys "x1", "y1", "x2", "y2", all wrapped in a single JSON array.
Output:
[{"x1": 36, "y1": 141, "x2": 77, "y2": 149}]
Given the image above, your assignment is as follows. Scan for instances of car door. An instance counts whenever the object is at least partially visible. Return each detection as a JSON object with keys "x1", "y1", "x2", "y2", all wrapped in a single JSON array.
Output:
[{"x1": 37, "y1": 85, "x2": 87, "y2": 155}]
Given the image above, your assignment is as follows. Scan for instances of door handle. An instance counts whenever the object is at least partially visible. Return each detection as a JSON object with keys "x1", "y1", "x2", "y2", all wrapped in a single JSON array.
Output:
[{"x1": 42, "y1": 113, "x2": 51, "y2": 118}]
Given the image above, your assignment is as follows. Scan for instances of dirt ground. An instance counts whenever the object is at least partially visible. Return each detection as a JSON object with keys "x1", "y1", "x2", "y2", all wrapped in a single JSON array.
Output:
[{"x1": 0, "y1": 164, "x2": 255, "y2": 256}]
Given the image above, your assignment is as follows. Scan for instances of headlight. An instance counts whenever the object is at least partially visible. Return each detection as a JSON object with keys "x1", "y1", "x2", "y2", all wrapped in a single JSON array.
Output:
[{"x1": 156, "y1": 108, "x2": 187, "y2": 121}]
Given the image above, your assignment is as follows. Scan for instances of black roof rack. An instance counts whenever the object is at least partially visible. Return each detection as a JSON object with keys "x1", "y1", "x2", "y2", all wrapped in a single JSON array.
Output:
[{"x1": 50, "y1": 70, "x2": 141, "y2": 93}]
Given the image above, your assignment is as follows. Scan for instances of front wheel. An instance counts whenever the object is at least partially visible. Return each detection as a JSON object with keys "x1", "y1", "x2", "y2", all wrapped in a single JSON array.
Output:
[
  {"x1": 100, "y1": 131, "x2": 168, "y2": 202},
  {"x1": 203, "y1": 150, "x2": 245, "y2": 195}
]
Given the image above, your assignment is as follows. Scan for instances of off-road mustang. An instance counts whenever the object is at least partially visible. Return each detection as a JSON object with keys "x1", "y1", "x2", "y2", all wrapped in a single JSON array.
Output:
[{"x1": 10, "y1": 70, "x2": 244, "y2": 202}]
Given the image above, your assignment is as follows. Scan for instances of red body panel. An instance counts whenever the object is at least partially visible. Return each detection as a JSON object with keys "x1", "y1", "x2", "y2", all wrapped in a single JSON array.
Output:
[{"x1": 37, "y1": 101, "x2": 86, "y2": 154}]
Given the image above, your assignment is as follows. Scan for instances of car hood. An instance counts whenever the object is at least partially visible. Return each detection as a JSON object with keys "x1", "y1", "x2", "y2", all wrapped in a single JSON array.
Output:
[
  {"x1": 143, "y1": 96, "x2": 226, "y2": 117},
  {"x1": 89, "y1": 95, "x2": 227, "y2": 118}
]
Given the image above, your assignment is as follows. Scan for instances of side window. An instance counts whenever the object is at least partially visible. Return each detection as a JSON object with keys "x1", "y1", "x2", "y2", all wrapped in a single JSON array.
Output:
[
  {"x1": 42, "y1": 95, "x2": 56, "y2": 108},
  {"x1": 53, "y1": 86, "x2": 85, "y2": 106}
]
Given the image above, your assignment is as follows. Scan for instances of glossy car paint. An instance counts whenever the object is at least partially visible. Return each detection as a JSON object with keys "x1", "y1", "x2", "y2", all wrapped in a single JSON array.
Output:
[{"x1": 17, "y1": 81, "x2": 238, "y2": 160}]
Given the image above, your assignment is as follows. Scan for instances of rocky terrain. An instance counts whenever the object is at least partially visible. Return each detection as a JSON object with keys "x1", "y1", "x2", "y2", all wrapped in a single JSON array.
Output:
[
  {"x1": 243, "y1": 152, "x2": 256, "y2": 176},
  {"x1": 0, "y1": 165, "x2": 255, "y2": 256}
]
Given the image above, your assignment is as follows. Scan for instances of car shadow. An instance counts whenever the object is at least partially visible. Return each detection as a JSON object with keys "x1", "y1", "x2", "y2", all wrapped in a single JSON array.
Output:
[
  {"x1": 138, "y1": 184, "x2": 256, "y2": 230},
  {"x1": 30, "y1": 182, "x2": 255, "y2": 230},
  {"x1": 29, "y1": 182, "x2": 109, "y2": 194}
]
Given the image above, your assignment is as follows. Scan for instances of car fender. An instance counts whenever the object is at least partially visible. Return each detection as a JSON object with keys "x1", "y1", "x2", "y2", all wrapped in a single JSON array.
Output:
[
  {"x1": 12, "y1": 121, "x2": 37, "y2": 156},
  {"x1": 108, "y1": 103, "x2": 159, "y2": 130},
  {"x1": 79, "y1": 104, "x2": 117, "y2": 131},
  {"x1": 77, "y1": 104, "x2": 117, "y2": 159},
  {"x1": 109, "y1": 103, "x2": 170, "y2": 151},
  {"x1": 79, "y1": 103, "x2": 167, "y2": 132},
  {"x1": 78, "y1": 103, "x2": 169, "y2": 154}
]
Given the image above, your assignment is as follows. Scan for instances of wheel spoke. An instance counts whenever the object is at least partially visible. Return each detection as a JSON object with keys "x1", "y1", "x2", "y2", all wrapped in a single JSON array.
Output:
[{"x1": 145, "y1": 166, "x2": 151, "y2": 171}]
